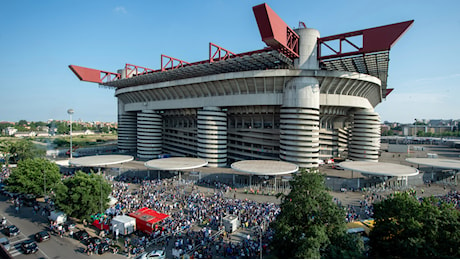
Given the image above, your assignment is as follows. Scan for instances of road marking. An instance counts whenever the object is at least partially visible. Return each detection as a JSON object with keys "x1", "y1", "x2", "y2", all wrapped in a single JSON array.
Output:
[
  {"x1": 10, "y1": 249, "x2": 22, "y2": 257},
  {"x1": 11, "y1": 236, "x2": 28, "y2": 244},
  {"x1": 9, "y1": 244, "x2": 22, "y2": 257},
  {"x1": 38, "y1": 247, "x2": 51, "y2": 259}
]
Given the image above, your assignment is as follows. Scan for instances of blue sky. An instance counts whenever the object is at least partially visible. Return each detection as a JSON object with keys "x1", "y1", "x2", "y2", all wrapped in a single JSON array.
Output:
[{"x1": 1, "y1": 0, "x2": 459, "y2": 124}]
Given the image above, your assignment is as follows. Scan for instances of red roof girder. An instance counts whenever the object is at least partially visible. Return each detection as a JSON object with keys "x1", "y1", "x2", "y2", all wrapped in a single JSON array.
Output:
[
  {"x1": 125, "y1": 64, "x2": 154, "y2": 78},
  {"x1": 209, "y1": 42, "x2": 236, "y2": 63},
  {"x1": 318, "y1": 20, "x2": 414, "y2": 60},
  {"x1": 161, "y1": 55, "x2": 190, "y2": 71},
  {"x1": 253, "y1": 3, "x2": 299, "y2": 59},
  {"x1": 69, "y1": 65, "x2": 120, "y2": 84}
]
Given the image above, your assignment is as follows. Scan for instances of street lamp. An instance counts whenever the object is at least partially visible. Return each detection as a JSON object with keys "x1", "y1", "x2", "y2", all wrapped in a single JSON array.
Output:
[
  {"x1": 260, "y1": 220, "x2": 265, "y2": 259},
  {"x1": 67, "y1": 109, "x2": 74, "y2": 159},
  {"x1": 44, "y1": 170, "x2": 46, "y2": 198}
]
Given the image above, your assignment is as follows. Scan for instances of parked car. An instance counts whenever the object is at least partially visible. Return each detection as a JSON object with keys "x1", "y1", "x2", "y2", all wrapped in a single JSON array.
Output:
[
  {"x1": 74, "y1": 230, "x2": 89, "y2": 241},
  {"x1": 4, "y1": 225, "x2": 20, "y2": 237},
  {"x1": 136, "y1": 249, "x2": 165, "y2": 259},
  {"x1": 34, "y1": 231, "x2": 50, "y2": 242},
  {"x1": 0, "y1": 237, "x2": 10, "y2": 251},
  {"x1": 96, "y1": 242, "x2": 110, "y2": 254},
  {"x1": 21, "y1": 240, "x2": 38, "y2": 254}
]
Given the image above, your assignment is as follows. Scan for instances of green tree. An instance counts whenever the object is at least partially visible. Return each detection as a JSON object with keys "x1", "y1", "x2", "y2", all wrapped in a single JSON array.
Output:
[
  {"x1": 5, "y1": 158, "x2": 61, "y2": 196},
  {"x1": 54, "y1": 171, "x2": 111, "y2": 220},
  {"x1": 56, "y1": 123, "x2": 68, "y2": 134},
  {"x1": 369, "y1": 192, "x2": 460, "y2": 258},
  {"x1": 0, "y1": 139, "x2": 45, "y2": 164},
  {"x1": 17, "y1": 120, "x2": 28, "y2": 126},
  {"x1": 269, "y1": 168, "x2": 364, "y2": 258}
]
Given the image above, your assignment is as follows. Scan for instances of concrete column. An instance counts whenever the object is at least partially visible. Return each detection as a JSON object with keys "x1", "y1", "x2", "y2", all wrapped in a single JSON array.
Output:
[
  {"x1": 280, "y1": 77, "x2": 320, "y2": 168},
  {"x1": 137, "y1": 110, "x2": 162, "y2": 160},
  {"x1": 117, "y1": 111, "x2": 137, "y2": 153},
  {"x1": 294, "y1": 28, "x2": 320, "y2": 70},
  {"x1": 197, "y1": 107, "x2": 227, "y2": 167},
  {"x1": 349, "y1": 108, "x2": 381, "y2": 162}
]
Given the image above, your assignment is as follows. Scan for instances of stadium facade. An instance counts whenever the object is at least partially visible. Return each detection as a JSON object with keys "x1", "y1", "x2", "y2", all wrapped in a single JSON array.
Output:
[{"x1": 70, "y1": 3, "x2": 413, "y2": 168}]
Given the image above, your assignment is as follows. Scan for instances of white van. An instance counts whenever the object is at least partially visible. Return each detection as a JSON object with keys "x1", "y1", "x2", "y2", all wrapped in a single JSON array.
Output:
[{"x1": 48, "y1": 211, "x2": 67, "y2": 225}]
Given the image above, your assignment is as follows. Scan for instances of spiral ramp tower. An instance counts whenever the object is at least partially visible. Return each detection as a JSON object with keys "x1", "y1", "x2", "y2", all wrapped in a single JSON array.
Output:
[
  {"x1": 117, "y1": 112, "x2": 137, "y2": 153},
  {"x1": 197, "y1": 107, "x2": 227, "y2": 167},
  {"x1": 136, "y1": 111, "x2": 162, "y2": 160},
  {"x1": 280, "y1": 108, "x2": 320, "y2": 168},
  {"x1": 349, "y1": 109, "x2": 381, "y2": 162}
]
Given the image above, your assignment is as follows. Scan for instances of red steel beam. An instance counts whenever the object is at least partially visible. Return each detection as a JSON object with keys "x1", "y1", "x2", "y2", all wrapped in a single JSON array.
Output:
[
  {"x1": 125, "y1": 64, "x2": 154, "y2": 78},
  {"x1": 253, "y1": 3, "x2": 299, "y2": 59},
  {"x1": 209, "y1": 42, "x2": 236, "y2": 63},
  {"x1": 385, "y1": 88, "x2": 394, "y2": 97},
  {"x1": 68, "y1": 65, "x2": 120, "y2": 84},
  {"x1": 161, "y1": 55, "x2": 190, "y2": 71},
  {"x1": 318, "y1": 20, "x2": 414, "y2": 60}
]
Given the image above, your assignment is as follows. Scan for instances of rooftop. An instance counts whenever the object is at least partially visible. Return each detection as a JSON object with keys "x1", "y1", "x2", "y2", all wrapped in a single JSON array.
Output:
[
  {"x1": 231, "y1": 160, "x2": 299, "y2": 176},
  {"x1": 339, "y1": 161, "x2": 419, "y2": 177}
]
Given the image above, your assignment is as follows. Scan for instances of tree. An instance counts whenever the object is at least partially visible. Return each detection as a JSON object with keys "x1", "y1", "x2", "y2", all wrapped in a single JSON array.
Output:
[
  {"x1": 269, "y1": 168, "x2": 364, "y2": 258},
  {"x1": 0, "y1": 139, "x2": 45, "y2": 164},
  {"x1": 5, "y1": 158, "x2": 61, "y2": 196},
  {"x1": 17, "y1": 120, "x2": 28, "y2": 126},
  {"x1": 369, "y1": 192, "x2": 460, "y2": 258},
  {"x1": 54, "y1": 171, "x2": 111, "y2": 220}
]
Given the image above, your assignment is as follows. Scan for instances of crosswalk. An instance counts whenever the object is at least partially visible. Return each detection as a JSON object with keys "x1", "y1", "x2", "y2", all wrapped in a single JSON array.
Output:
[
  {"x1": 9, "y1": 241, "x2": 25, "y2": 257},
  {"x1": 1, "y1": 214, "x2": 30, "y2": 257},
  {"x1": 4, "y1": 237, "x2": 28, "y2": 257}
]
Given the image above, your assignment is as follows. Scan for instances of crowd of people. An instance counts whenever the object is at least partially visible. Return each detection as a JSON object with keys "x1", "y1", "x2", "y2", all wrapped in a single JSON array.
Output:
[
  {"x1": 438, "y1": 190, "x2": 460, "y2": 209},
  {"x1": 86, "y1": 176, "x2": 460, "y2": 258},
  {"x1": 104, "y1": 177, "x2": 280, "y2": 258}
]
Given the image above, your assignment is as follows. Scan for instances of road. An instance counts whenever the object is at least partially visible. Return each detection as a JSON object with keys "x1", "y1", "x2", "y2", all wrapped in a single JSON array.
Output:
[{"x1": 0, "y1": 195, "x2": 126, "y2": 259}]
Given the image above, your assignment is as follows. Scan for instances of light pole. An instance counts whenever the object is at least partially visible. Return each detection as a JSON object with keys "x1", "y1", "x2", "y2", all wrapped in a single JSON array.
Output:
[
  {"x1": 67, "y1": 109, "x2": 74, "y2": 159},
  {"x1": 44, "y1": 170, "x2": 46, "y2": 198},
  {"x1": 414, "y1": 118, "x2": 417, "y2": 138},
  {"x1": 260, "y1": 221, "x2": 264, "y2": 259}
]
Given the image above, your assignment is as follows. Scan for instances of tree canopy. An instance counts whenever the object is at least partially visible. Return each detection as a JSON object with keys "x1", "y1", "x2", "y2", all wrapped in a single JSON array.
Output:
[
  {"x1": 6, "y1": 158, "x2": 61, "y2": 196},
  {"x1": 53, "y1": 171, "x2": 111, "y2": 220},
  {"x1": 369, "y1": 192, "x2": 460, "y2": 258},
  {"x1": 0, "y1": 139, "x2": 45, "y2": 164},
  {"x1": 269, "y1": 168, "x2": 364, "y2": 258}
]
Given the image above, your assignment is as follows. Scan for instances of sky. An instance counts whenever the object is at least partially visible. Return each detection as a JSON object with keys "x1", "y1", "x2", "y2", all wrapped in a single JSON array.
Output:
[{"x1": 1, "y1": 0, "x2": 459, "y2": 124}]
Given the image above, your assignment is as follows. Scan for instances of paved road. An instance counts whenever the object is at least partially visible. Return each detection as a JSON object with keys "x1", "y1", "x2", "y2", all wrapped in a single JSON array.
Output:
[{"x1": 0, "y1": 195, "x2": 126, "y2": 259}]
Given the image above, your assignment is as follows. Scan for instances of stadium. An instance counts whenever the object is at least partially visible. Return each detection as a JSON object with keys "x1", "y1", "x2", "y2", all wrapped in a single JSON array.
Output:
[{"x1": 69, "y1": 3, "x2": 413, "y2": 168}]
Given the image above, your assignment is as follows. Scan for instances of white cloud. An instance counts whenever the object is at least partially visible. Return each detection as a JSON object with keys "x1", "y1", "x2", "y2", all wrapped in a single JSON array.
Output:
[{"x1": 113, "y1": 6, "x2": 127, "y2": 14}]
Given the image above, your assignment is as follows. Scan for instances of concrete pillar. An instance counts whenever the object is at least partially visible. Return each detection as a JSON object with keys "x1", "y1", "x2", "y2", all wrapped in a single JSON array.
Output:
[
  {"x1": 349, "y1": 108, "x2": 381, "y2": 162},
  {"x1": 137, "y1": 110, "x2": 162, "y2": 160},
  {"x1": 197, "y1": 107, "x2": 227, "y2": 167},
  {"x1": 280, "y1": 77, "x2": 320, "y2": 168},
  {"x1": 294, "y1": 28, "x2": 320, "y2": 70},
  {"x1": 117, "y1": 107, "x2": 137, "y2": 153}
]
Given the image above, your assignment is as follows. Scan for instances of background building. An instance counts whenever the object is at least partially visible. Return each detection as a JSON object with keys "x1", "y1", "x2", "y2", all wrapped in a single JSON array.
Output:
[{"x1": 70, "y1": 4, "x2": 412, "y2": 168}]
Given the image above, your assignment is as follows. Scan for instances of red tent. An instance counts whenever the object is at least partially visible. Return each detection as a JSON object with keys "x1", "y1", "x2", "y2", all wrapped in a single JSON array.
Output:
[
  {"x1": 92, "y1": 219, "x2": 110, "y2": 230},
  {"x1": 128, "y1": 207, "x2": 169, "y2": 235}
]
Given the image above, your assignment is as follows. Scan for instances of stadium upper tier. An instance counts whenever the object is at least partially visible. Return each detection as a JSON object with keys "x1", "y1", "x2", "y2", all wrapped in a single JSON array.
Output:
[{"x1": 69, "y1": 3, "x2": 413, "y2": 168}]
